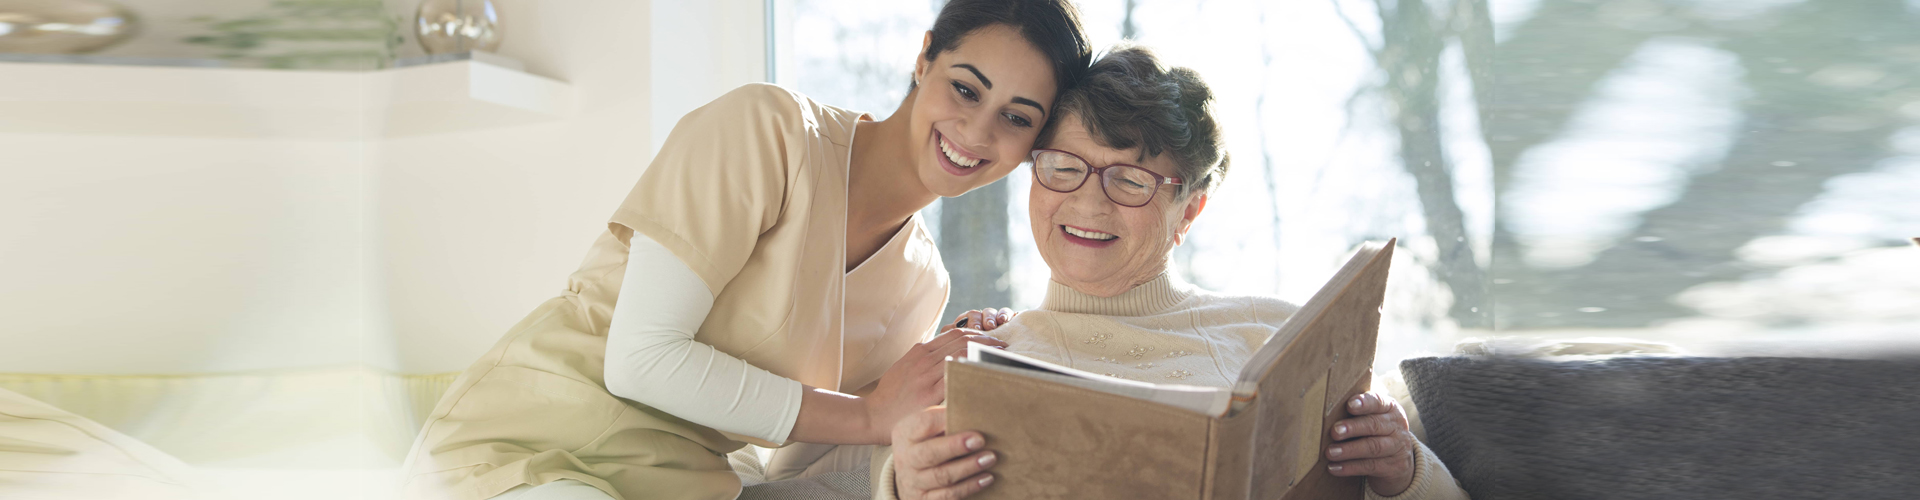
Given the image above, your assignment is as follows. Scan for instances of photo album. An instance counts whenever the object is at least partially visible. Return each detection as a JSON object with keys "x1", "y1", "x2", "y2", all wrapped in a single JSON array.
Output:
[{"x1": 946, "y1": 239, "x2": 1396, "y2": 500}]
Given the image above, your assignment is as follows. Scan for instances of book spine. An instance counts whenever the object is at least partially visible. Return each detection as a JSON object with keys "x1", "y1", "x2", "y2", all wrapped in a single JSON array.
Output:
[{"x1": 1201, "y1": 410, "x2": 1257, "y2": 500}]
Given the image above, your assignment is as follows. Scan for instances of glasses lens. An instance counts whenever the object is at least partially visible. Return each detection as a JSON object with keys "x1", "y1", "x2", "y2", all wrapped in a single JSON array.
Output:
[
  {"x1": 1033, "y1": 151, "x2": 1089, "y2": 191},
  {"x1": 1102, "y1": 165, "x2": 1160, "y2": 206}
]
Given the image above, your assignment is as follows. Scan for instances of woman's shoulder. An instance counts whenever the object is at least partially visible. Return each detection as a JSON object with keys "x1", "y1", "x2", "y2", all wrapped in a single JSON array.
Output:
[
  {"x1": 1247, "y1": 295, "x2": 1302, "y2": 324},
  {"x1": 696, "y1": 84, "x2": 866, "y2": 142},
  {"x1": 692, "y1": 83, "x2": 811, "y2": 127},
  {"x1": 1185, "y1": 288, "x2": 1301, "y2": 326}
]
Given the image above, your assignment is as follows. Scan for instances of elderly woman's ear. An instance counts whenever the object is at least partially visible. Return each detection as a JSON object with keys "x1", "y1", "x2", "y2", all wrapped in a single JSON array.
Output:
[{"x1": 1172, "y1": 192, "x2": 1209, "y2": 246}]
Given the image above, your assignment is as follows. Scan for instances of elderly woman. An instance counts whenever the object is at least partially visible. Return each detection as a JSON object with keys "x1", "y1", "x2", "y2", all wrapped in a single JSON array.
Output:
[{"x1": 876, "y1": 46, "x2": 1470, "y2": 500}]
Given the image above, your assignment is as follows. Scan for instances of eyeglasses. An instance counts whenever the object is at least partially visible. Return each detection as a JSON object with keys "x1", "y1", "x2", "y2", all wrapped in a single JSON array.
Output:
[{"x1": 1029, "y1": 149, "x2": 1183, "y2": 208}]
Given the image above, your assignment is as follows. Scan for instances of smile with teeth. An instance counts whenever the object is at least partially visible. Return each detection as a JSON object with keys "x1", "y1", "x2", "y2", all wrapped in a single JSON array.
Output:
[
  {"x1": 1063, "y1": 225, "x2": 1117, "y2": 241},
  {"x1": 940, "y1": 134, "x2": 984, "y2": 168}
]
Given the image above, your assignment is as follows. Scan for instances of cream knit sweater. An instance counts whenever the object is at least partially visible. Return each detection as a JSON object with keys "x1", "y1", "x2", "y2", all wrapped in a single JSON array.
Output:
[{"x1": 872, "y1": 273, "x2": 1470, "y2": 500}]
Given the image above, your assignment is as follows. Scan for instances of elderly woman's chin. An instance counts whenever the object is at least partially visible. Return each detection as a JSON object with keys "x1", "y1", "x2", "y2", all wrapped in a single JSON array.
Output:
[{"x1": 1038, "y1": 232, "x2": 1167, "y2": 297}]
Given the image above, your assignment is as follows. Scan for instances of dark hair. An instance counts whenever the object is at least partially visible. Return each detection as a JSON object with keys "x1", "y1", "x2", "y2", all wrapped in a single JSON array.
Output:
[
  {"x1": 1039, "y1": 44, "x2": 1227, "y2": 198},
  {"x1": 916, "y1": 0, "x2": 1093, "y2": 100}
]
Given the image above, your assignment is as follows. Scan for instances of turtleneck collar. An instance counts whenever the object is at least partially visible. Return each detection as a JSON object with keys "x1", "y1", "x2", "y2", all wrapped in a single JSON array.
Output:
[{"x1": 1040, "y1": 272, "x2": 1195, "y2": 317}]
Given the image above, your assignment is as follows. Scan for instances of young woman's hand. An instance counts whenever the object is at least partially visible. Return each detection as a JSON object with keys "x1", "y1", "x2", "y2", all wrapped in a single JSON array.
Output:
[
  {"x1": 950, "y1": 308, "x2": 1017, "y2": 331},
  {"x1": 862, "y1": 328, "x2": 1007, "y2": 444},
  {"x1": 1326, "y1": 392, "x2": 1418, "y2": 496},
  {"x1": 892, "y1": 406, "x2": 996, "y2": 500}
]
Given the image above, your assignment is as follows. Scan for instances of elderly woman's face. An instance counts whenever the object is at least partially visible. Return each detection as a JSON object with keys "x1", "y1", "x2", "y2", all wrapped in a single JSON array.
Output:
[{"x1": 1029, "y1": 114, "x2": 1208, "y2": 297}]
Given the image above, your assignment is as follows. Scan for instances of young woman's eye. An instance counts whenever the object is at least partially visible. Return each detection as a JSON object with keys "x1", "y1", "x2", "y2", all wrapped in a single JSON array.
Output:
[
  {"x1": 1003, "y1": 112, "x2": 1033, "y2": 128},
  {"x1": 951, "y1": 81, "x2": 978, "y2": 102}
]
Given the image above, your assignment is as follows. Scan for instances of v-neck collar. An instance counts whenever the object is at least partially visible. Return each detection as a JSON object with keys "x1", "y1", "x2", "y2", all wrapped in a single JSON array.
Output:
[
  {"x1": 846, "y1": 211, "x2": 920, "y2": 277},
  {"x1": 836, "y1": 109, "x2": 904, "y2": 277}
]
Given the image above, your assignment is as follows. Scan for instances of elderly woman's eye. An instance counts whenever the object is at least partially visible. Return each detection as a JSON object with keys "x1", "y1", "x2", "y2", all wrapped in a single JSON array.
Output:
[{"x1": 1110, "y1": 169, "x2": 1155, "y2": 191}]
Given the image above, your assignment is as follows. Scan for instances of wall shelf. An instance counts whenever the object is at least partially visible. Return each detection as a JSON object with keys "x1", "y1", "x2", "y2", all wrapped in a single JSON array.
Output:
[{"x1": 0, "y1": 55, "x2": 574, "y2": 139}]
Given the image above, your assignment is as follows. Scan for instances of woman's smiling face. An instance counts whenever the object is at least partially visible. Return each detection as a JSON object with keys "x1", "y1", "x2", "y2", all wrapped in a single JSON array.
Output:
[
  {"x1": 909, "y1": 24, "x2": 1058, "y2": 198},
  {"x1": 1029, "y1": 113, "x2": 1208, "y2": 297}
]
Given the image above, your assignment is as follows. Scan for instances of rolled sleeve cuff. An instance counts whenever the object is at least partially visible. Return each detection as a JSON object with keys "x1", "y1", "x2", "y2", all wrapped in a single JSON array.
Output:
[
  {"x1": 1365, "y1": 441, "x2": 1471, "y2": 500},
  {"x1": 871, "y1": 446, "x2": 903, "y2": 500}
]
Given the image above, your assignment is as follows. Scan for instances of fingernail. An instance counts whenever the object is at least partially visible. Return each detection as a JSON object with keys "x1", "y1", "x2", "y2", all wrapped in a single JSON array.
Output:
[
  {"x1": 978, "y1": 452, "x2": 996, "y2": 467},
  {"x1": 978, "y1": 475, "x2": 994, "y2": 487},
  {"x1": 965, "y1": 436, "x2": 984, "y2": 450},
  {"x1": 1329, "y1": 447, "x2": 1343, "y2": 458},
  {"x1": 1328, "y1": 464, "x2": 1343, "y2": 472},
  {"x1": 1351, "y1": 397, "x2": 1363, "y2": 408},
  {"x1": 1335, "y1": 424, "x2": 1347, "y2": 435}
]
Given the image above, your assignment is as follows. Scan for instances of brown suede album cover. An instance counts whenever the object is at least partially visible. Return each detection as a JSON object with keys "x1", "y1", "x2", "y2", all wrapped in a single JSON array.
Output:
[{"x1": 947, "y1": 239, "x2": 1395, "y2": 500}]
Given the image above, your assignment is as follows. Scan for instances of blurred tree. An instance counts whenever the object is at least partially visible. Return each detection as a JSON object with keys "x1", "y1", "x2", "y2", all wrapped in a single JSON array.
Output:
[
  {"x1": 1341, "y1": 0, "x2": 1495, "y2": 329},
  {"x1": 1490, "y1": 0, "x2": 1920, "y2": 329},
  {"x1": 937, "y1": 177, "x2": 1014, "y2": 323}
]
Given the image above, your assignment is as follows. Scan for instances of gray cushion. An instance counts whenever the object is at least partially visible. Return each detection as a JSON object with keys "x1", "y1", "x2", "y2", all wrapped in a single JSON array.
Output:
[{"x1": 1400, "y1": 356, "x2": 1920, "y2": 500}]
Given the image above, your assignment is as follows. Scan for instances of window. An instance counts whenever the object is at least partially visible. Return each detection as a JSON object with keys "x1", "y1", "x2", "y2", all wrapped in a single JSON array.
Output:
[{"x1": 778, "y1": 0, "x2": 1498, "y2": 369}]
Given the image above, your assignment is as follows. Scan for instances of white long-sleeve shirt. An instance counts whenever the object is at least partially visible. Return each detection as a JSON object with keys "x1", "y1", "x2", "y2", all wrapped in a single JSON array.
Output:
[{"x1": 603, "y1": 235, "x2": 803, "y2": 444}]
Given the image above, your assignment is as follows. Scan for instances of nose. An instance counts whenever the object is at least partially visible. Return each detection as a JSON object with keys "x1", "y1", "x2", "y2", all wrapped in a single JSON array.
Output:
[{"x1": 956, "y1": 108, "x2": 995, "y2": 156}]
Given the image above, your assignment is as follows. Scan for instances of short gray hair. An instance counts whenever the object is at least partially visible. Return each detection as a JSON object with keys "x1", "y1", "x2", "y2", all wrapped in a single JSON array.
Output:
[{"x1": 1038, "y1": 43, "x2": 1227, "y2": 198}]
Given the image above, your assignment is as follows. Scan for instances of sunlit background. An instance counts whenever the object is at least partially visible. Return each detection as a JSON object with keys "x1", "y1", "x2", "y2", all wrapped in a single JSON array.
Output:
[
  {"x1": 1, "y1": 0, "x2": 1915, "y2": 498},
  {"x1": 1487, "y1": 0, "x2": 1920, "y2": 355},
  {"x1": 783, "y1": 0, "x2": 1920, "y2": 364}
]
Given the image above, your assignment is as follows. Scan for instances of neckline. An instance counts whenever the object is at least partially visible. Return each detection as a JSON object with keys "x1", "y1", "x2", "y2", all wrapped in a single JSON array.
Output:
[
  {"x1": 846, "y1": 212, "x2": 919, "y2": 277},
  {"x1": 837, "y1": 110, "x2": 907, "y2": 277},
  {"x1": 1039, "y1": 273, "x2": 1195, "y2": 316}
]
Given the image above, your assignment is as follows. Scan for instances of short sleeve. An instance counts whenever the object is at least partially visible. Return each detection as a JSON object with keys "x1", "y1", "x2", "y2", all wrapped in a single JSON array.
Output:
[{"x1": 609, "y1": 83, "x2": 810, "y2": 294}]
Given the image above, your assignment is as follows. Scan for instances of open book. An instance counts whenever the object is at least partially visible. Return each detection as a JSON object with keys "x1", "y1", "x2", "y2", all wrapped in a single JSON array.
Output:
[
  {"x1": 945, "y1": 239, "x2": 1395, "y2": 500},
  {"x1": 964, "y1": 344, "x2": 1235, "y2": 416}
]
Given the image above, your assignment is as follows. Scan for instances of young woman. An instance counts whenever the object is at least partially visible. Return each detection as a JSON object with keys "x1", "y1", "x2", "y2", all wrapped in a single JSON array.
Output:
[{"x1": 398, "y1": 2, "x2": 1091, "y2": 500}]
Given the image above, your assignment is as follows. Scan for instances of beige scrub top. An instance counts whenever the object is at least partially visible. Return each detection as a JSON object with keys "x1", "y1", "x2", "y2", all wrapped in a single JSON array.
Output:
[{"x1": 400, "y1": 84, "x2": 951, "y2": 500}]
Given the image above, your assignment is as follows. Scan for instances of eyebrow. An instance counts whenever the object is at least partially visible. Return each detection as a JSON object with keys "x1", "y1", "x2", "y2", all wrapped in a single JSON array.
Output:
[
  {"x1": 953, "y1": 64, "x2": 992, "y2": 89},
  {"x1": 952, "y1": 63, "x2": 1048, "y2": 117},
  {"x1": 1011, "y1": 97, "x2": 1047, "y2": 117}
]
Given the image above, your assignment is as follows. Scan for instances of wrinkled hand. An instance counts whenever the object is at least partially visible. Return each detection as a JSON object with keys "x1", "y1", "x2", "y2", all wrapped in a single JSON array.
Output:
[
  {"x1": 1327, "y1": 392, "x2": 1417, "y2": 497},
  {"x1": 892, "y1": 406, "x2": 996, "y2": 500},
  {"x1": 950, "y1": 308, "x2": 1016, "y2": 332},
  {"x1": 864, "y1": 329, "x2": 1007, "y2": 444}
]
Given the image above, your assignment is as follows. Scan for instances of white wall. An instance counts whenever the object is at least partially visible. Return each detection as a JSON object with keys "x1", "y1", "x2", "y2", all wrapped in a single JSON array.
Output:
[
  {"x1": 0, "y1": 0, "x2": 774, "y2": 375},
  {"x1": 378, "y1": 0, "x2": 766, "y2": 374},
  {"x1": 0, "y1": 135, "x2": 372, "y2": 373},
  {"x1": 372, "y1": 0, "x2": 658, "y2": 374},
  {"x1": 650, "y1": 0, "x2": 771, "y2": 156}
]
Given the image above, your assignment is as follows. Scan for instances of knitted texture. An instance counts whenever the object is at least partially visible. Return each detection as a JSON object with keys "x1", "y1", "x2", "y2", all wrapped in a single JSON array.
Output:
[
  {"x1": 1400, "y1": 356, "x2": 1920, "y2": 500},
  {"x1": 997, "y1": 273, "x2": 1299, "y2": 387}
]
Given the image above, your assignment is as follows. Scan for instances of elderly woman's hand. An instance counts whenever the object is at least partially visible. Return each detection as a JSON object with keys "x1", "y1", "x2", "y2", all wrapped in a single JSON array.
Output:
[
  {"x1": 1327, "y1": 392, "x2": 1418, "y2": 497},
  {"x1": 891, "y1": 406, "x2": 996, "y2": 500},
  {"x1": 951, "y1": 308, "x2": 1016, "y2": 331}
]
